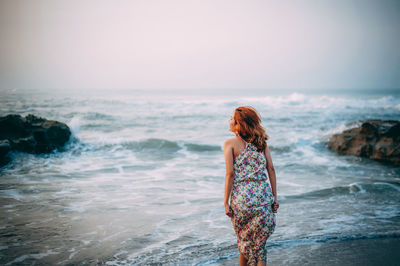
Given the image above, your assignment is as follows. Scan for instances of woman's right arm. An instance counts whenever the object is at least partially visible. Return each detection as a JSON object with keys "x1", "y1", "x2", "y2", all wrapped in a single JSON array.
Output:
[
  {"x1": 223, "y1": 139, "x2": 235, "y2": 217},
  {"x1": 264, "y1": 142, "x2": 279, "y2": 213}
]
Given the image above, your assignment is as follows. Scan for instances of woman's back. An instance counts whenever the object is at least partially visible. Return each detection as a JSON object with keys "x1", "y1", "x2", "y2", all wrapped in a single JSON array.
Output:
[
  {"x1": 233, "y1": 141, "x2": 268, "y2": 182},
  {"x1": 231, "y1": 141, "x2": 275, "y2": 211}
]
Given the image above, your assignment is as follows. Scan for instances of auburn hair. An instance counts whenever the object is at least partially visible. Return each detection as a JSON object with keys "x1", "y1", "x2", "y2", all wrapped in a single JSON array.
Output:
[{"x1": 233, "y1": 106, "x2": 269, "y2": 152}]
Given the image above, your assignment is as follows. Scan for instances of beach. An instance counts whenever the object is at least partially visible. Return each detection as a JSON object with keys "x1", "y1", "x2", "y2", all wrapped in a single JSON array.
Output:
[
  {"x1": 0, "y1": 88, "x2": 399, "y2": 265},
  {"x1": 220, "y1": 237, "x2": 400, "y2": 266}
]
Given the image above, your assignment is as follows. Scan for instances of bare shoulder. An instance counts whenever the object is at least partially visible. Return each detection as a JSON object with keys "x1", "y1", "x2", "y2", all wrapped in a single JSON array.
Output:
[
  {"x1": 264, "y1": 141, "x2": 273, "y2": 156},
  {"x1": 223, "y1": 137, "x2": 237, "y2": 148},
  {"x1": 265, "y1": 141, "x2": 270, "y2": 150}
]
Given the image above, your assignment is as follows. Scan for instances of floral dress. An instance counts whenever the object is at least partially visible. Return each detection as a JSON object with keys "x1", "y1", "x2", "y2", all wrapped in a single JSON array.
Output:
[{"x1": 230, "y1": 142, "x2": 276, "y2": 265}]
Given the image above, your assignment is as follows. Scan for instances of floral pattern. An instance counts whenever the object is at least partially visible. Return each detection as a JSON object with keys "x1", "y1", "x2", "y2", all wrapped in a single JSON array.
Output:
[{"x1": 230, "y1": 142, "x2": 276, "y2": 265}]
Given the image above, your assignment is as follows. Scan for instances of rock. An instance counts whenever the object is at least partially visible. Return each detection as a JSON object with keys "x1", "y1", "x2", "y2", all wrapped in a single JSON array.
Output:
[
  {"x1": 327, "y1": 120, "x2": 400, "y2": 165},
  {"x1": 0, "y1": 114, "x2": 71, "y2": 167}
]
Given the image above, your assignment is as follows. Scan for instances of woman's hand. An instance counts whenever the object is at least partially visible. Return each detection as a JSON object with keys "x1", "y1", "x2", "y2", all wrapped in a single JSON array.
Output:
[
  {"x1": 225, "y1": 204, "x2": 233, "y2": 218},
  {"x1": 272, "y1": 199, "x2": 279, "y2": 213}
]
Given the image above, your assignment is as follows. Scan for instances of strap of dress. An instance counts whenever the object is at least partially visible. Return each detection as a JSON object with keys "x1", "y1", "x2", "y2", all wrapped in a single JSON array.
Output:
[{"x1": 237, "y1": 135, "x2": 249, "y2": 148}]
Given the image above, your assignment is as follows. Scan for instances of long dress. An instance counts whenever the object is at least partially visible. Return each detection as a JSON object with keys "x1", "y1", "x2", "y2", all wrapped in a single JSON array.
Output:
[{"x1": 230, "y1": 141, "x2": 276, "y2": 265}]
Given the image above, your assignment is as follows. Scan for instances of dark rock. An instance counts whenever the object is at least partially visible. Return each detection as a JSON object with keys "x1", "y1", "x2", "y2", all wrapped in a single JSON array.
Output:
[
  {"x1": 327, "y1": 120, "x2": 400, "y2": 165},
  {"x1": 0, "y1": 114, "x2": 71, "y2": 167}
]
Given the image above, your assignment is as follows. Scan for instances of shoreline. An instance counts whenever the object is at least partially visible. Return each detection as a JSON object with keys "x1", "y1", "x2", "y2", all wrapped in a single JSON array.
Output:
[{"x1": 219, "y1": 236, "x2": 400, "y2": 266}]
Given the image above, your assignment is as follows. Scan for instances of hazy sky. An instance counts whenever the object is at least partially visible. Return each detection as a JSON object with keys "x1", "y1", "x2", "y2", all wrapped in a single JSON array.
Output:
[{"x1": 0, "y1": 0, "x2": 399, "y2": 91}]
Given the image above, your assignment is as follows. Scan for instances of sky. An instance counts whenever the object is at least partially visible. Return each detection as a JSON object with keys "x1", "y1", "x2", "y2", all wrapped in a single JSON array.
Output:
[{"x1": 0, "y1": 0, "x2": 399, "y2": 92}]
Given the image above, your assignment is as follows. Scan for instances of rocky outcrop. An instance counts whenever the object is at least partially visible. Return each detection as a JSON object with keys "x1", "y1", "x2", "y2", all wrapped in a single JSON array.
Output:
[
  {"x1": 327, "y1": 120, "x2": 400, "y2": 165},
  {"x1": 0, "y1": 114, "x2": 71, "y2": 167}
]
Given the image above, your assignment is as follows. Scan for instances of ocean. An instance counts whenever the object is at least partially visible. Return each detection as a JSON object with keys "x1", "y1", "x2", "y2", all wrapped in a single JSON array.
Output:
[{"x1": 0, "y1": 88, "x2": 399, "y2": 265}]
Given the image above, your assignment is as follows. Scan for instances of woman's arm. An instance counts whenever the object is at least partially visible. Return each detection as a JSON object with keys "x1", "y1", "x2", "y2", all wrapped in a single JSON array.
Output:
[
  {"x1": 223, "y1": 139, "x2": 235, "y2": 217},
  {"x1": 264, "y1": 142, "x2": 279, "y2": 212}
]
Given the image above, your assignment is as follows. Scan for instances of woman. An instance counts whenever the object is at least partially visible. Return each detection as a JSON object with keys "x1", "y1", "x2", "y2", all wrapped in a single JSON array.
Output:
[{"x1": 223, "y1": 106, "x2": 279, "y2": 266}]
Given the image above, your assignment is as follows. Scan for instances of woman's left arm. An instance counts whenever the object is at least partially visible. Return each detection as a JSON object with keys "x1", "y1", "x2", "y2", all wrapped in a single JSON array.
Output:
[
  {"x1": 223, "y1": 140, "x2": 235, "y2": 217},
  {"x1": 264, "y1": 142, "x2": 279, "y2": 213}
]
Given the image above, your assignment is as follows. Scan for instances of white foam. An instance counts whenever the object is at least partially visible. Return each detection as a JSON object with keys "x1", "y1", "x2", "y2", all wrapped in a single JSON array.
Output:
[
  {"x1": 287, "y1": 92, "x2": 307, "y2": 103},
  {"x1": 68, "y1": 116, "x2": 81, "y2": 135},
  {"x1": 81, "y1": 240, "x2": 92, "y2": 245},
  {"x1": 319, "y1": 122, "x2": 357, "y2": 140},
  {"x1": 373, "y1": 182, "x2": 400, "y2": 192},
  {"x1": 349, "y1": 183, "x2": 366, "y2": 193},
  {"x1": 374, "y1": 206, "x2": 399, "y2": 218},
  {"x1": 30, "y1": 249, "x2": 60, "y2": 259},
  {"x1": 5, "y1": 249, "x2": 59, "y2": 265},
  {"x1": 5, "y1": 255, "x2": 30, "y2": 265},
  {"x1": 1, "y1": 189, "x2": 22, "y2": 199},
  {"x1": 68, "y1": 247, "x2": 78, "y2": 260},
  {"x1": 278, "y1": 180, "x2": 303, "y2": 188}
]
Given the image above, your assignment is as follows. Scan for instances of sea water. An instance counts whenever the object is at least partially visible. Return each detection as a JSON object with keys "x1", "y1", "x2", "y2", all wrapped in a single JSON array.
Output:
[{"x1": 0, "y1": 88, "x2": 399, "y2": 265}]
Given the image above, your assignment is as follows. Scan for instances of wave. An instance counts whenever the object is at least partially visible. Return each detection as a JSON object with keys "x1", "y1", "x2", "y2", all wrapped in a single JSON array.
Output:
[
  {"x1": 34, "y1": 137, "x2": 224, "y2": 164},
  {"x1": 78, "y1": 111, "x2": 116, "y2": 121},
  {"x1": 281, "y1": 181, "x2": 400, "y2": 202},
  {"x1": 127, "y1": 231, "x2": 400, "y2": 265},
  {"x1": 85, "y1": 138, "x2": 293, "y2": 154},
  {"x1": 122, "y1": 138, "x2": 182, "y2": 152},
  {"x1": 269, "y1": 145, "x2": 293, "y2": 153},
  {"x1": 267, "y1": 231, "x2": 400, "y2": 248},
  {"x1": 67, "y1": 137, "x2": 223, "y2": 154},
  {"x1": 241, "y1": 93, "x2": 400, "y2": 110},
  {"x1": 184, "y1": 143, "x2": 222, "y2": 152},
  {"x1": 0, "y1": 137, "x2": 225, "y2": 170}
]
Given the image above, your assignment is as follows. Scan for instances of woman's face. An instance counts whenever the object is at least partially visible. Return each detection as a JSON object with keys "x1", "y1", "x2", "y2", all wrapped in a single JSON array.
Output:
[{"x1": 229, "y1": 112, "x2": 236, "y2": 133}]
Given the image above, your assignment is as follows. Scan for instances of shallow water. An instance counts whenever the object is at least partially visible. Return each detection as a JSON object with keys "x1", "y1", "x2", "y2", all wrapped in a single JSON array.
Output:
[{"x1": 0, "y1": 88, "x2": 399, "y2": 265}]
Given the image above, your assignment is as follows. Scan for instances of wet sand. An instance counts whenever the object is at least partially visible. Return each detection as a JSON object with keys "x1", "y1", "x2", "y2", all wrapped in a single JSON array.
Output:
[{"x1": 220, "y1": 237, "x2": 400, "y2": 266}]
